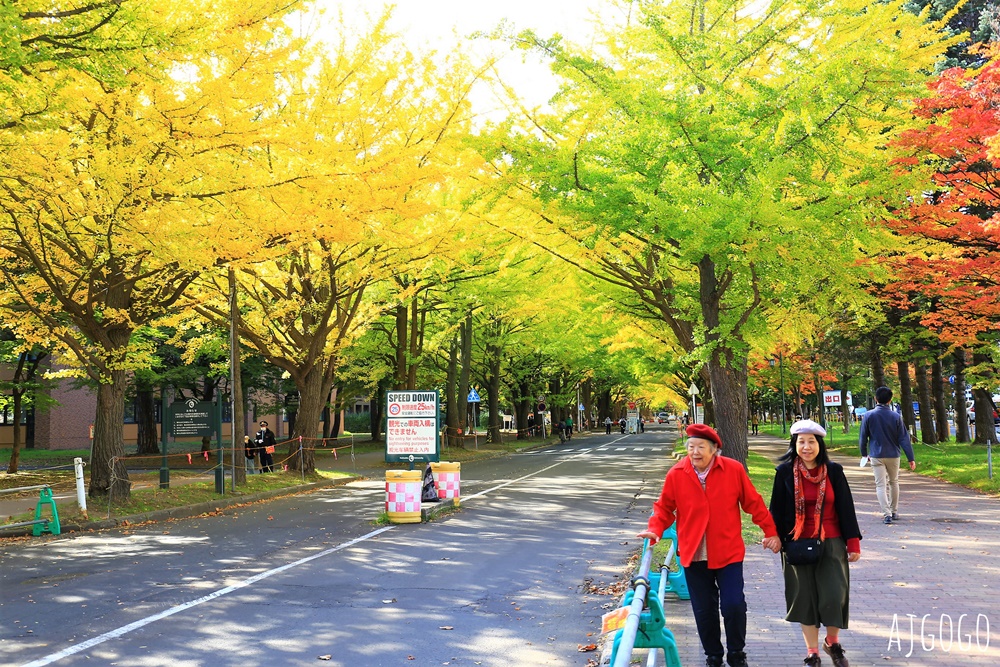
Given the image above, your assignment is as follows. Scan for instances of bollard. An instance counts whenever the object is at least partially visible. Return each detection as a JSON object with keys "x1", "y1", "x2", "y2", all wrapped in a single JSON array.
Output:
[
  {"x1": 385, "y1": 470, "x2": 422, "y2": 523},
  {"x1": 73, "y1": 457, "x2": 88, "y2": 519},
  {"x1": 430, "y1": 461, "x2": 460, "y2": 506}
]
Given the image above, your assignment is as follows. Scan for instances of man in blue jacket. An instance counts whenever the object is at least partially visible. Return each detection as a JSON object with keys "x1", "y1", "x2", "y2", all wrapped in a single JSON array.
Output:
[{"x1": 859, "y1": 386, "x2": 916, "y2": 524}]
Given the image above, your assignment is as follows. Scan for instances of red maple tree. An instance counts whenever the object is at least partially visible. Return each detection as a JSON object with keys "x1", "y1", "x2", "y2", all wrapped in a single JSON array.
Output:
[{"x1": 888, "y1": 52, "x2": 1000, "y2": 344}]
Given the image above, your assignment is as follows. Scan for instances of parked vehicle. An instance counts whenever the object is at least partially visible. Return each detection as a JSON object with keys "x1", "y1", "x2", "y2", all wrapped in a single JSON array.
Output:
[
  {"x1": 656, "y1": 412, "x2": 671, "y2": 424},
  {"x1": 968, "y1": 404, "x2": 1000, "y2": 425}
]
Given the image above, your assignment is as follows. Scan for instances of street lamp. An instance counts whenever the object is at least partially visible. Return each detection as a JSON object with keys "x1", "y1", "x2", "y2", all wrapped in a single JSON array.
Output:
[{"x1": 769, "y1": 354, "x2": 787, "y2": 435}]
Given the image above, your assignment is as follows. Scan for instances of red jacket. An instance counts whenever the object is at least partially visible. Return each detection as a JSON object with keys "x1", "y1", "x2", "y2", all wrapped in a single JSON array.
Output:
[{"x1": 647, "y1": 454, "x2": 777, "y2": 569}]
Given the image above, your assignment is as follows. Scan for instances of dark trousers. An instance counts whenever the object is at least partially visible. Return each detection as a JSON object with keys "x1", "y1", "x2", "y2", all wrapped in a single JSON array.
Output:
[
  {"x1": 605, "y1": 424, "x2": 612, "y2": 434},
  {"x1": 684, "y1": 560, "x2": 748, "y2": 660},
  {"x1": 259, "y1": 450, "x2": 274, "y2": 472}
]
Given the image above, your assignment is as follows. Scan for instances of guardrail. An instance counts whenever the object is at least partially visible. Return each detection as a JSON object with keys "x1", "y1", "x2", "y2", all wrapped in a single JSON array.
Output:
[{"x1": 609, "y1": 526, "x2": 686, "y2": 667}]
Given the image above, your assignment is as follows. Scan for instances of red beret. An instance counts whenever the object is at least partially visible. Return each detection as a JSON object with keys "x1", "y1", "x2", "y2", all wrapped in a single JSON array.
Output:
[{"x1": 686, "y1": 423, "x2": 722, "y2": 448}]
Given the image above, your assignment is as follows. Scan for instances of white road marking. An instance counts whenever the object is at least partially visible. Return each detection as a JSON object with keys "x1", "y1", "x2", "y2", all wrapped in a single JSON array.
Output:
[
  {"x1": 21, "y1": 433, "x2": 643, "y2": 666},
  {"x1": 20, "y1": 526, "x2": 394, "y2": 667}
]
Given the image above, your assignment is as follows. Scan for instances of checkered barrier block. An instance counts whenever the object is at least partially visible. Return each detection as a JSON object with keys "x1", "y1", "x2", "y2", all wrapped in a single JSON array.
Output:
[
  {"x1": 434, "y1": 472, "x2": 460, "y2": 500},
  {"x1": 385, "y1": 481, "x2": 421, "y2": 513}
]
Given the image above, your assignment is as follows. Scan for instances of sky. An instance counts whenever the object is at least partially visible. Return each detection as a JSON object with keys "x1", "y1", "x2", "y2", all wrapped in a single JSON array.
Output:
[{"x1": 309, "y1": 0, "x2": 613, "y2": 120}]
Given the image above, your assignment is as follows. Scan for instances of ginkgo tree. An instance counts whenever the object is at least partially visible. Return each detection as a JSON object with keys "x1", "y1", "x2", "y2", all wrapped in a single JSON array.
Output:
[
  {"x1": 483, "y1": 0, "x2": 957, "y2": 464},
  {"x1": 0, "y1": 1, "x2": 311, "y2": 499},
  {"x1": 193, "y1": 15, "x2": 488, "y2": 473}
]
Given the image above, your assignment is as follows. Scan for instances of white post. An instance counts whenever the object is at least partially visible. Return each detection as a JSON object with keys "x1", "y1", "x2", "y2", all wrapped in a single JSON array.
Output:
[{"x1": 73, "y1": 457, "x2": 88, "y2": 519}]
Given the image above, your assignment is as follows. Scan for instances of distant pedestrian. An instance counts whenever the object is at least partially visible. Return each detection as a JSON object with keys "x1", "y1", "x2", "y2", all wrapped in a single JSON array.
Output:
[
  {"x1": 526, "y1": 413, "x2": 535, "y2": 437},
  {"x1": 255, "y1": 420, "x2": 276, "y2": 472},
  {"x1": 637, "y1": 424, "x2": 781, "y2": 667},
  {"x1": 770, "y1": 420, "x2": 861, "y2": 667},
  {"x1": 751, "y1": 414, "x2": 759, "y2": 435},
  {"x1": 243, "y1": 435, "x2": 258, "y2": 474},
  {"x1": 604, "y1": 416, "x2": 612, "y2": 434},
  {"x1": 565, "y1": 415, "x2": 573, "y2": 439},
  {"x1": 859, "y1": 387, "x2": 916, "y2": 524}
]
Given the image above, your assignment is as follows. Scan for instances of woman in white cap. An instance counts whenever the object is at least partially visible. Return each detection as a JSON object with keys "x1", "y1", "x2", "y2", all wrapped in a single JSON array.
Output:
[{"x1": 769, "y1": 419, "x2": 861, "y2": 667}]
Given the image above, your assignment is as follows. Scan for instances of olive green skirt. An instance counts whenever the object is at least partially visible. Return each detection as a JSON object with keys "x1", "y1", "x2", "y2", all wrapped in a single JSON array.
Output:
[{"x1": 782, "y1": 536, "x2": 850, "y2": 628}]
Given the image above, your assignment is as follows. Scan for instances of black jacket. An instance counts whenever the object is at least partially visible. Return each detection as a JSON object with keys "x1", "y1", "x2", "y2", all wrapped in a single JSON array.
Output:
[
  {"x1": 255, "y1": 428, "x2": 276, "y2": 449},
  {"x1": 769, "y1": 460, "x2": 862, "y2": 544}
]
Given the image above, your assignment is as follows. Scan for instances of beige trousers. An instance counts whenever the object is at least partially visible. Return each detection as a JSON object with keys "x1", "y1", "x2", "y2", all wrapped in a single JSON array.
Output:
[{"x1": 871, "y1": 457, "x2": 901, "y2": 517}]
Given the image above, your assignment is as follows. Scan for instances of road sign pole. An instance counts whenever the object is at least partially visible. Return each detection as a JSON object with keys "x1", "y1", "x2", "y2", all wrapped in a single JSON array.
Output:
[{"x1": 688, "y1": 383, "x2": 699, "y2": 426}]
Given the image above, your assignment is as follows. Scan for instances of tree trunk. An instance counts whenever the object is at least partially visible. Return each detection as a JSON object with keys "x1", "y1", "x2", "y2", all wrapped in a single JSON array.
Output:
[
  {"x1": 135, "y1": 388, "x2": 159, "y2": 455},
  {"x1": 515, "y1": 395, "x2": 531, "y2": 440},
  {"x1": 446, "y1": 336, "x2": 460, "y2": 446},
  {"x1": 407, "y1": 295, "x2": 421, "y2": 390},
  {"x1": 370, "y1": 375, "x2": 388, "y2": 443},
  {"x1": 287, "y1": 364, "x2": 332, "y2": 473},
  {"x1": 954, "y1": 349, "x2": 970, "y2": 443},
  {"x1": 487, "y1": 355, "x2": 502, "y2": 444},
  {"x1": 597, "y1": 388, "x2": 611, "y2": 423},
  {"x1": 90, "y1": 370, "x2": 131, "y2": 501},
  {"x1": 5, "y1": 350, "x2": 46, "y2": 474},
  {"x1": 914, "y1": 363, "x2": 936, "y2": 444},
  {"x1": 931, "y1": 358, "x2": 949, "y2": 443},
  {"x1": 394, "y1": 303, "x2": 408, "y2": 390},
  {"x1": 230, "y1": 267, "x2": 246, "y2": 486},
  {"x1": 972, "y1": 352, "x2": 999, "y2": 445},
  {"x1": 582, "y1": 380, "x2": 593, "y2": 429},
  {"x1": 458, "y1": 314, "x2": 472, "y2": 440},
  {"x1": 870, "y1": 339, "x2": 885, "y2": 389},
  {"x1": 698, "y1": 367, "x2": 715, "y2": 426},
  {"x1": 698, "y1": 254, "x2": 749, "y2": 466},
  {"x1": 898, "y1": 360, "x2": 916, "y2": 438},
  {"x1": 7, "y1": 389, "x2": 23, "y2": 474},
  {"x1": 709, "y1": 356, "x2": 749, "y2": 466}
]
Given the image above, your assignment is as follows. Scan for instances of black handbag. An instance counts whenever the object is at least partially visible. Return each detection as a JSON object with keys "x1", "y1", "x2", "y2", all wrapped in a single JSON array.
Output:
[
  {"x1": 783, "y1": 498, "x2": 824, "y2": 566},
  {"x1": 784, "y1": 537, "x2": 823, "y2": 565}
]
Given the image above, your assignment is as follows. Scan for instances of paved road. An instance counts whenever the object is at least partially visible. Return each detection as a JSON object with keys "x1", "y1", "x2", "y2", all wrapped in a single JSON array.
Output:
[
  {"x1": 5, "y1": 426, "x2": 1000, "y2": 667},
  {"x1": 1, "y1": 427, "x2": 679, "y2": 667}
]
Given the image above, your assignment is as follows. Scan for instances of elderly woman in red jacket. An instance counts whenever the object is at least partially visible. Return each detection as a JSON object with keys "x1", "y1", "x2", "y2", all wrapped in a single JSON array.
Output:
[{"x1": 638, "y1": 424, "x2": 781, "y2": 667}]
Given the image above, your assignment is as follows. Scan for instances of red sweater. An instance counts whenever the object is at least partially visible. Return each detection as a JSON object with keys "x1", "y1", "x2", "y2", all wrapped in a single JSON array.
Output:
[
  {"x1": 800, "y1": 477, "x2": 862, "y2": 554},
  {"x1": 647, "y1": 455, "x2": 778, "y2": 568}
]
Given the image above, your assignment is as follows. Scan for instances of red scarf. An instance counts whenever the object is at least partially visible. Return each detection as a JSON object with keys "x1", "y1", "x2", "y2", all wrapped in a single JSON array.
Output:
[{"x1": 792, "y1": 458, "x2": 827, "y2": 540}]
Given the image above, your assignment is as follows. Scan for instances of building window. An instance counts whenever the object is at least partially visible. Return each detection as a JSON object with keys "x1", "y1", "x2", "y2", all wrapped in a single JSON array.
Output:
[{"x1": 0, "y1": 404, "x2": 28, "y2": 425}]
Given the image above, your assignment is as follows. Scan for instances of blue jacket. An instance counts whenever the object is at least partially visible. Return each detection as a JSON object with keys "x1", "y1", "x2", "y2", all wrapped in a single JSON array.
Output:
[{"x1": 859, "y1": 404, "x2": 915, "y2": 461}]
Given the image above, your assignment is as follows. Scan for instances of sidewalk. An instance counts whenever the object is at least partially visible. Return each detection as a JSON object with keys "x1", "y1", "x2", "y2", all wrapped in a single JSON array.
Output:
[{"x1": 654, "y1": 434, "x2": 1000, "y2": 667}]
